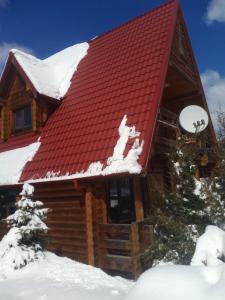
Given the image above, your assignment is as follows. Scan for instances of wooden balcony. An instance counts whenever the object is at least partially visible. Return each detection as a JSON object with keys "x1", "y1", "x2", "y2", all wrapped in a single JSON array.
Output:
[{"x1": 97, "y1": 221, "x2": 153, "y2": 279}]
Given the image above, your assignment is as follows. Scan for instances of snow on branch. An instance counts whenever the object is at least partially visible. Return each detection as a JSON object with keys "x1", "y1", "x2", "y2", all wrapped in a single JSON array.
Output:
[{"x1": 0, "y1": 183, "x2": 49, "y2": 270}]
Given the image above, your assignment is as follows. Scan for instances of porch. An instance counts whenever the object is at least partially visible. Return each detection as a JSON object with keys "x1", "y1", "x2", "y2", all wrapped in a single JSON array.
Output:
[{"x1": 96, "y1": 221, "x2": 153, "y2": 279}]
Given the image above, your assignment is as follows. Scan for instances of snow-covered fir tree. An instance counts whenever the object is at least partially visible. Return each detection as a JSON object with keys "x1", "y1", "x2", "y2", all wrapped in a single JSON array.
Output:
[
  {"x1": 201, "y1": 111, "x2": 225, "y2": 228},
  {"x1": 0, "y1": 182, "x2": 49, "y2": 269},
  {"x1": 150, "y1": 140, "x2": 210, "y2": 265}
]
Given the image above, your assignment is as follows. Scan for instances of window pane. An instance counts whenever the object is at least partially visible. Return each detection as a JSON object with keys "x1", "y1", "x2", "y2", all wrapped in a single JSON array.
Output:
[
  {"x1": 120, "y1": 178, "x2": 131, "y2": 197},
  {"x1": 15, "y1": 105, "x2": 32, "y2": 130},
  {"x1": 24, "y1": 106, "x2": 32, "y2": 127},
  {"x1": 109, "y1": 181, "x2": 119, "y2": 208},
  {"x1": 15, "y1": 110, "x2": 23, "y2": 129},
  {"x1": 119, "y1": 178, "x2": 135, "y2": 222}
]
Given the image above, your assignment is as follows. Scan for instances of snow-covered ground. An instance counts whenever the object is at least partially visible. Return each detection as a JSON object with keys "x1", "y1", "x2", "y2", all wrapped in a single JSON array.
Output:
[
  {"x1": 1, "y1": 225, "x2": 225, "y2": 300},
  {"x1": 0, "y1": 252, "x2": 132, "y2": 300},
  {"x1": 126, "y1": 225, "x2": 225, "y2": 300},
  {"x1": 125, "y1": 263, "x2": 225, "y2": 300}
]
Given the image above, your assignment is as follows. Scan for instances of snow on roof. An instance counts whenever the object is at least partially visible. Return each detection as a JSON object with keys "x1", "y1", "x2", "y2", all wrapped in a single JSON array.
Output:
[
  {"x1": 10, "y1": 42, "x2": 89, "y2": 100},
  {"x1": 27, "y1": 115, "x2": 144, "y2": 183},
  {"x1": 0, "y1": 141, "x2": 40, "y2": 185}
]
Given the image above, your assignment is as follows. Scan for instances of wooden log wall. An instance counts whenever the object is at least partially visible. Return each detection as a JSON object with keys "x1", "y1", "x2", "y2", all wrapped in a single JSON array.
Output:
[
  {"x1": 91, "y1": 184, "x2": 107, "y2": 267},
  {"x1": 170, "y1": 13, "x2": 198, "y2": 85},
  {"x1": 33, "y1": 181, "x2": 88, "y2": 263}
]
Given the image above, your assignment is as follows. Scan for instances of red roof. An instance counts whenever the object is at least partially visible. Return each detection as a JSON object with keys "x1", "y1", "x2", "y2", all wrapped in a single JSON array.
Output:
[{"x1": 1, "y1": 0, "x2": 179, "y2": 182}]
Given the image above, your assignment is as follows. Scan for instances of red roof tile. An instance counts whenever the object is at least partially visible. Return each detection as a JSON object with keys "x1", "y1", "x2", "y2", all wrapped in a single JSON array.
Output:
[
  {"x1": 0, "y1": 132, "x2": 40, "y2": 152},
  {"x1": 3, "y1": 0, "x2": 180, "y2": 182}
]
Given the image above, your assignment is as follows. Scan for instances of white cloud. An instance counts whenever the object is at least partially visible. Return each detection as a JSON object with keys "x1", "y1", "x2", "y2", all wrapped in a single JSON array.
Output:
[
  {"x1": 201, "y1": 70, "x2": 225, "y2": 129},
  {"x1": 0, "y1": 0, "x2": 9, "y2": 7},
  {"x1": 206, "y1": 0, "x2": 225, "y2": 24},
  {"x1": 0, "y1": 42, "x2": 33, "y2": 71}
]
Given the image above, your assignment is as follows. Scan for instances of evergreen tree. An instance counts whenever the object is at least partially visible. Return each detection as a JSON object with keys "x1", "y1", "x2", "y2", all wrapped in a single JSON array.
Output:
[
  {"x1": 0, "y1": 183, "x2": 49, "y2": 269},
  {"x1": 150, "y1": 140, "x2": 210, "y2": 265},
  {"x1": 202, "y1": 111, "x2": 225, "y2": 228},
  {"x1": 7, "y1": 182, "x2": 49, "y2": 250}
]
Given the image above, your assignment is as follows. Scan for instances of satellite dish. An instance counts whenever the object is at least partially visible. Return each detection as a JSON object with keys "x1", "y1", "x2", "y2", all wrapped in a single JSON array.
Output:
[{"x1": 179, "y1": 105, "x2": 209, "y2": 133}]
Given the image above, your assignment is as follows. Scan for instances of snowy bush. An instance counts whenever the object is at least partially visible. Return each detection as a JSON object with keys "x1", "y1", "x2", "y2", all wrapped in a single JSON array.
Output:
[
  {"x1": 149, "y1": 142, "x2": 210, "y2": 266},
  {"x1": 0, "y1": 182, "x2": 49, "y2": 269}
]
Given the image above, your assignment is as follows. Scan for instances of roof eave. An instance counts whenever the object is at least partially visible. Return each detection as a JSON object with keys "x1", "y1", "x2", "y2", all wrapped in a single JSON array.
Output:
[{"x1": 141, "y1": 0, "x2": 180, "y2": 173}]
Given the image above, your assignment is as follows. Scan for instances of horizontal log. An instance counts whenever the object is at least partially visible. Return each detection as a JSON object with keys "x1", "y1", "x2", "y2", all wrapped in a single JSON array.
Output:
[
  {"x1": 34, "y1": 191, "x2": 83, "y2": 199},
  {"x1": 43, "y1": 201, "x2": 84, "y2": 209},
  {"x1": 47, "y1": 243, "x2": 87, "y2": 256},
  {"x1": 34, "y1": 183, "x2": 81, "y2": 193},
  {"x1": 47, "y1": 206, "x2": 85, "y2": 213},
  {"x1": 100, "y1": 254, "x2": 133, "y2": 272},
  {"x1": 47, "y1": 221, "x2": 86, "y2": 229},
  {"x1": 99, "y1": 224, "x2": 131, "y2": 234},
  {"x1": 103, "y1": 239, "x2": 131, "y2": 251},
  {"x1": 49, "y1": 228, "x2": 86, "y2": 237},
  {"x1": 48, "y1": 237, "x2": 86, "y2": 247}
]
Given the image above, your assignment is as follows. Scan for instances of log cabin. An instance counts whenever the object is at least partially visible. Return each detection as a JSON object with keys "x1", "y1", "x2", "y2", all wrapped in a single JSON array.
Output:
[{"x1": 0, "y1": 0, "x2": 218, "y2": 278}]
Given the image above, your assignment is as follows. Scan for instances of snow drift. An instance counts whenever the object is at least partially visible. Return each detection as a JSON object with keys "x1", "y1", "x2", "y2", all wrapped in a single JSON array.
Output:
[
  {"x1": 125, "y1": 225, "x2": 225, "y2": 300},
  {"x1": 0, "y1": 252, "x2": 132, "y2": 300}
]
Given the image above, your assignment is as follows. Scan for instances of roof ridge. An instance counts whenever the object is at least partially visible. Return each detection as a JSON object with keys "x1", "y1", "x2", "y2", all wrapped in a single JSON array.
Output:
[{"x1": 89, "y1": 0, "x2": 179, "y2": 43}]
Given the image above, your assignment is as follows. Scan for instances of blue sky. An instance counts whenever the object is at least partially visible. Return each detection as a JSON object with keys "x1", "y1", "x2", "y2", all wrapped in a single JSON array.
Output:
[{"x1": 0, "y1": 0, "x2": 224, "y2": 125}]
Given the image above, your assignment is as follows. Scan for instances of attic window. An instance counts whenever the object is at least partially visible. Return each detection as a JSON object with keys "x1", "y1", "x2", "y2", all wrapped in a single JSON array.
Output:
[{"x1": 15, "y1": 105, "x2": 32, "y2": 131}]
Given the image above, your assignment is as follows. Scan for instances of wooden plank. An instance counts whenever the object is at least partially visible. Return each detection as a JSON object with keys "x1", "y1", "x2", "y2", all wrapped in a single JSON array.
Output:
[
  {"x1": 130, "y1": 222, "x2": 141, "y2": 277},
  {"x1": 85, "y1": 191, "x2": 94, "y2": 265},
  {"x1": 47, "y1": 220, "x2": 85, "y2": 228},
  {"x1": 48, "y1": 236, "x2": 86, "y2": 246},
  {"x1": 100, "y1": 254, "x2": 133, "y2": 272},
  {"x1": 48, "y1": 207, "x2": 85, "y2": 214},
  {"x1": 104, "y1": 239, "x2": 131, "y2": 251},
  {"x1": 34, "y1": 191, "x2": 82, "y2": 199},
  {"x1": 99, "y1": 224, "x2": 131, "y2": 234},
  {"x1": 42, "y1": 200, "x2": 84, "y2": 208},
  {"x1": 35, "y1": 187, "x2": 83, "y2": 195},
  {"x1": 48, "y1": 230, "x2": 86, "y2": 238},
  {"x1": 34, "y1": 182, "x2": 77, "y2": 192}
]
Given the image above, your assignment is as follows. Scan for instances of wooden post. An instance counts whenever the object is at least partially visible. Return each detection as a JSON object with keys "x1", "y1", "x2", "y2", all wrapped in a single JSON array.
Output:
[
  {"x1": 130, "y1": 222, "x2": 142, "y2": 278},
  {"x1": 133, "y1": 177, "x2": 144, "y2": 222},
  {"x1": 85, "y1": 191, "x2": 94, "y2": 265}
]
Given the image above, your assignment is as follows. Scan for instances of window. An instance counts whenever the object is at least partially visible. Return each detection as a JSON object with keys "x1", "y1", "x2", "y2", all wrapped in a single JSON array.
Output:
[
  {"x1": 15, "y1": 105, "x2": 32, "y2": 131},
  {"x1": 107, "y1": 178, "x2": 135, "y2": 224}
]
